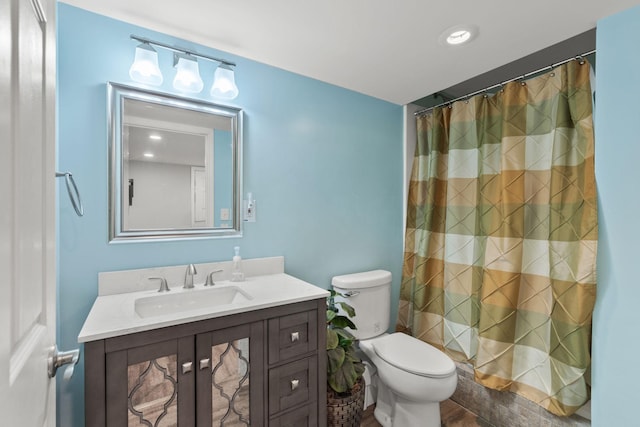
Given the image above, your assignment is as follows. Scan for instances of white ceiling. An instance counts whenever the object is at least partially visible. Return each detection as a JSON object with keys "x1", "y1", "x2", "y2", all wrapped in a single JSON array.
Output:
[{"x1": 62, "y1": 0, "x2": 640, "y2": 105}]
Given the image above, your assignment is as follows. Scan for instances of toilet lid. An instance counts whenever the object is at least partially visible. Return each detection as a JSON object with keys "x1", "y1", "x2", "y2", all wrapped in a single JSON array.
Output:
[{"x1": 371, "y1": 333, "x2": 456, "y2": 378}]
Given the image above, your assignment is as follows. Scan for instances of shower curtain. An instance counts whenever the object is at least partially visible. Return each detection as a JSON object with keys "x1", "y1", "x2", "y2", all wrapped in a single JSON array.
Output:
[{"x1": 398, "y1": 60, "x2": 597, "y2": 416}]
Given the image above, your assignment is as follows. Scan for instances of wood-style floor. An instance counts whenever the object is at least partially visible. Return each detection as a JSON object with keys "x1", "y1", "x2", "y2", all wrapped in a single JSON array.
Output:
[{"x1": 360, "y1": 399, "x2": 493, "y2": 427}]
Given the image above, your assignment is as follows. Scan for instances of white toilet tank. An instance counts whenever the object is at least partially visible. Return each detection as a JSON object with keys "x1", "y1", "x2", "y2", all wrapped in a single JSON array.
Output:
[{"x1": 331, "y1": 270, "x2": 391, "y2": 340}]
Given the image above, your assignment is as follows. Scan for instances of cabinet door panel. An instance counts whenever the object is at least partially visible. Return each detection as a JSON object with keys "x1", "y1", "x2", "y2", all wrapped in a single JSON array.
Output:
[
  {"x1": 127, "y1": 354, "x2": 178, "y2": 426},
  {"x1": 211, "y1": 338, "x2": 250, "y2": 425},
  {"x1": 196, "y1": 322, "x2": 263, "y2": 427},
  {"x1": 106, "y1": 338, "x2": 195, "y2": 427}
]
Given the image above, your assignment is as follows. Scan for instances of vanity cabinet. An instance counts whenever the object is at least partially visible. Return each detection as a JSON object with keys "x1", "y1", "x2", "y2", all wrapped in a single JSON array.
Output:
[{"x1": 84, "y1": 299, "x2": 326, "y2": 427}]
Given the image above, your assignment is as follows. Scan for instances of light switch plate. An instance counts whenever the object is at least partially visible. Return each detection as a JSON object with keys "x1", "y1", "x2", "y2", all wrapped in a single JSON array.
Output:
[
  {"x1": 220, "y1": 208, "x2": 230, "y2": 221},
  {"x1": 243, "y1": 199, "x2": 256, "y2": 222}
]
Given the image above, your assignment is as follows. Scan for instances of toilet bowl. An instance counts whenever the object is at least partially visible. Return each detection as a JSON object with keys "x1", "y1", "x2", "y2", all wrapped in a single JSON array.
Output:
[
  {"x1": 332, "y1": 270, "x2": 458, "y2": 427},
  {"x1": 360, "y1": 333, "x2": 457, "y2": 427}
]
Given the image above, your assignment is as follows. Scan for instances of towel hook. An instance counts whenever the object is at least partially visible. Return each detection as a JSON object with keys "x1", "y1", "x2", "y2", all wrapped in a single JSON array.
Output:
[{"x1": 56, "y1": 171, "x2": 84, "y2": 217}]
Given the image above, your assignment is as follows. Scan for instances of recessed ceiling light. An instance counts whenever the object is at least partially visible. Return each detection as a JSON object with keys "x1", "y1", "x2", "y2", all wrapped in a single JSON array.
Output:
[
  {"x1": 439, "y1": 25, "x2": 478, "y2": 47},
  {"x1": 149, "y1": 134, "x2": 162, "y2": 140},
  {"x1": 143, "y1": 152, "x2": 154, "y2": 158},
  {"x1": 447, "y1": 30, "x2": 471, "y2": 45}
]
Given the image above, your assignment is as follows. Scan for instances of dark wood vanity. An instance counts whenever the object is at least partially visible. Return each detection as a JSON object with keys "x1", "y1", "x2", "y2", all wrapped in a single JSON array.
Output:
[{"x1": 83, "y1": 298, "x2": 327, "y2": 427}]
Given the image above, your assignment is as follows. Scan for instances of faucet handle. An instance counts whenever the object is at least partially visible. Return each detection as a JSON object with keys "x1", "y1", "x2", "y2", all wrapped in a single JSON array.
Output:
[
  {"x1": 205, "y1": 269, "x2": 224, "y2": 286},
  {"x1": 148, "y1": 277, "x2": 170, "y2": 292}
]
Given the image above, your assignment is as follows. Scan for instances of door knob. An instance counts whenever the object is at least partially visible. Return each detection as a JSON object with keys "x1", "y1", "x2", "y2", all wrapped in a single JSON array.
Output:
[{"x1": 47, "y1": 345, "x2": 80, "y2": 380}]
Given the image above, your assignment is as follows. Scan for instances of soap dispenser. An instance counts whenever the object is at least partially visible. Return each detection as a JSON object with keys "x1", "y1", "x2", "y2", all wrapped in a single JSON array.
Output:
[{"x1": 231, "y1": 246, "x2": 245, "y2": 282}]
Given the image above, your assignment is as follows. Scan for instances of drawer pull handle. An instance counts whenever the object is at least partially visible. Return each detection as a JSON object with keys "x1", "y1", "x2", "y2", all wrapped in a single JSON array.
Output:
[
  {"x1": 290, "y1": 379, "x2": 299, "y2": 391},
  {"x1": 290, "y1": 331, "x2": 300, "y2": 342},
  {"x1": 182, "y1": 361, "x2": 193, "y2": 374},
  {"x1": 200, "y1": 358, "x2": 210, "y2": 370}
]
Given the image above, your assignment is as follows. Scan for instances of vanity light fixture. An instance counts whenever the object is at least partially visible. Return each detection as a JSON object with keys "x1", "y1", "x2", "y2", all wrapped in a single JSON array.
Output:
[
  {"x1": 210, "y1": 64, "x2": 239, "y2": 100},
  {"x1": 129, "y1": 42, "x2": 163, "y2": 86},
  {"x1": 173, "y1": 53, "x2": 204, "y2": 93},
  {"x1": 128, "y1": 34, "x2": 239, "y2": 100}
]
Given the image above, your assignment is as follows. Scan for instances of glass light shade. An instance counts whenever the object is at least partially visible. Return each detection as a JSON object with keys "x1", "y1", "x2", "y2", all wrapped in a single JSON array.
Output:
[
  {"x1": 173, "y1": 55, "x2": 204, "y2": 93},
  {"x1": 210, "y1": 65, "x2": 239, "y2": 100},
  {"x1": 129, "y1": 43, "x2": 163, "y2": 86}
]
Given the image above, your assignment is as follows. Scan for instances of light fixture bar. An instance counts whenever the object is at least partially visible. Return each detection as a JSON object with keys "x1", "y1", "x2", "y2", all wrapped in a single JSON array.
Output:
[{"x1": 130, "y1": 34, "x2": 236, "y2": 67}]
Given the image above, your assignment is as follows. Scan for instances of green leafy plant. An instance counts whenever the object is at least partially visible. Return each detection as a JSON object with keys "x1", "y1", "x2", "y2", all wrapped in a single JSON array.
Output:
[{"x1": 326, "y1": 290, "x2": 365, "y2": 395}]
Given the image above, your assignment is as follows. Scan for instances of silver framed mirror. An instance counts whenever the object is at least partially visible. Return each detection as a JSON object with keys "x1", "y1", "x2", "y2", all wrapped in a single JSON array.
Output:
[{"x1": 108, "y1": 82, "x2": 242, "y2": 242}]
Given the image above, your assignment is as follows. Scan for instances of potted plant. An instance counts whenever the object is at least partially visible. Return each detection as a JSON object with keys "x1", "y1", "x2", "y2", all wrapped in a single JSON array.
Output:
[{"x1": 326, "y1": 290, "x2": 366, "y2": 427}]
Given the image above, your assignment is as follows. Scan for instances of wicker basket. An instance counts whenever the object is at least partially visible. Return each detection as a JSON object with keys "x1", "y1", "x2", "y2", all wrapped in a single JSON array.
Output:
[{"x1": 327, "y1": 378, "x2": 365, "y2": 427}]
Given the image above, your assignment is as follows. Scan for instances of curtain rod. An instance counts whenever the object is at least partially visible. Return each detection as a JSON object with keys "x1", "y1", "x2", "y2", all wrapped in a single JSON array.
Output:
[{"x1": 414, "y1": 49, "x2": 596, "y2": 117}]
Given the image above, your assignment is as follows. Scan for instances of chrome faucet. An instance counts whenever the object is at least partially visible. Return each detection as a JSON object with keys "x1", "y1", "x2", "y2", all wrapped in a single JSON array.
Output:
[{"x1": 184, "y1": 264, "x2": 197, "y2": 289}]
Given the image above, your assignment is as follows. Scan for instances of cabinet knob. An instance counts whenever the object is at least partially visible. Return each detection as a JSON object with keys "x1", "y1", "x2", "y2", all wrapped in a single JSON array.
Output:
[
  {"x1": 182, "y1": 361, "x2": 193, "y2": 374},
  {"x1": 290, "y1": 331, "x2": 300, "y2": 342},
  {"x1": 199, "y1": 358, "x2": 210, "y2": 370},
  {"x1": 290, "y1": 379, "x2": 299, "y2": 391}
]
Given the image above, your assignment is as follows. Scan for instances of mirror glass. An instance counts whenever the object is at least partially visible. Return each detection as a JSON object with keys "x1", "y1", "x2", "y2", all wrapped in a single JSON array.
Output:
[{"x1": 108, "y1": 83, "x2": 242, "y2": 241}]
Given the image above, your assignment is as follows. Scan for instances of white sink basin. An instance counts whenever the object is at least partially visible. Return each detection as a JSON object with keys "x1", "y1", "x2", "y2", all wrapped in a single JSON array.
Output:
[{"x1": 135, "y1": 286, "x2": 252, "y2": 318}]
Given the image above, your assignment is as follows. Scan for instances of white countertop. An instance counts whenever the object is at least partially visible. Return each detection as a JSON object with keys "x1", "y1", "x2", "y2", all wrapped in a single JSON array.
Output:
[{"x1": 78, "y1": 273, "x2": 329, "y2": 343}]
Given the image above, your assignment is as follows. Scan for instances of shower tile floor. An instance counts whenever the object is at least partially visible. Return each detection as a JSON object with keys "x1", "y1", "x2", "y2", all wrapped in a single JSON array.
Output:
[{"x1": 360, "y1": 399, "x2": 493, "y2": 427}]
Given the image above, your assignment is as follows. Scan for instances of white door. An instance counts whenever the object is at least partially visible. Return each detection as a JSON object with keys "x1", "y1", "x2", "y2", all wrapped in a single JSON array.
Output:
[{"x1": 0, "y1": 0, "x2": 59, "y2": 425}]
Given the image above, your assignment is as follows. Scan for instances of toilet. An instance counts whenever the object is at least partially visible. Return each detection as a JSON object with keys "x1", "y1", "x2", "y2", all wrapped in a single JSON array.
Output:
[{"x1": 332, "y1": 270, "x2": 458, "y2": 427}]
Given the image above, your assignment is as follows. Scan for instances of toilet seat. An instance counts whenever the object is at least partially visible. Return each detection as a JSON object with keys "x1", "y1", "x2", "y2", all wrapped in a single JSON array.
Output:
[{"x1": 371, "y1": 333, "x2": 456, "y2": 378}]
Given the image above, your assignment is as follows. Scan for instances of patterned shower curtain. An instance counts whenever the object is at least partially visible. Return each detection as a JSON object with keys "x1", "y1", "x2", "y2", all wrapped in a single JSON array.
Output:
[{"x1": 398, "y1": 60, "x2": 597, "y2": 416}]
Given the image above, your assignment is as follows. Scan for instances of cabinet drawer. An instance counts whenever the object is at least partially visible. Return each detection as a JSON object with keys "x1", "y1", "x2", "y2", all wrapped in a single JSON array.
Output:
[
  {"x1": 268, "y1": 310, "x2": 317, "y2": 364},
  {"x1": 268, "y1": 356, "x2": 318, "y2": 415},
  {"x1": 269, "y1": 402, "x2": 318, "y2": 427}
]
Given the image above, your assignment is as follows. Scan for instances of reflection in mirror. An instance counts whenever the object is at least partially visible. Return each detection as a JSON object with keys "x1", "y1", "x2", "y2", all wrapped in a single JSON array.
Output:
[{"x1": 108, "y1": 83, "x2": 242, "y2": 241}]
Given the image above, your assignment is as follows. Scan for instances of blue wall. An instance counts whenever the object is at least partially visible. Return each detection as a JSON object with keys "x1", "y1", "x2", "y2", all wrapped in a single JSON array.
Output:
[
  {"x1": 592, "y1": 5, "x2": 640, "y2": 426},
  {"x1": 56, "y1": 4, "x2": 403, "y2": 425}
]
